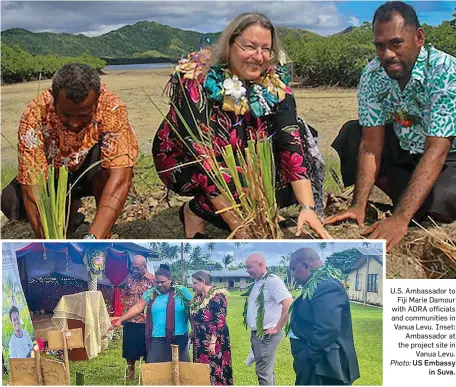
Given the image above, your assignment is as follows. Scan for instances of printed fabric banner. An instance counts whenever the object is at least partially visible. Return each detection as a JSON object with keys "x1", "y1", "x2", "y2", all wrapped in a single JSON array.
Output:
[{"x1": 2, "y1": 246, "x2": 35, "y2": 371}]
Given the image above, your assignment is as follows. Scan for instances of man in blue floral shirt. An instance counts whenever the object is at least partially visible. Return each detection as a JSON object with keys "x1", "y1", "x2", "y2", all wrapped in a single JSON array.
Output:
[{"x1": 327, "y1": 1, "x2": 456, "y2": 251}]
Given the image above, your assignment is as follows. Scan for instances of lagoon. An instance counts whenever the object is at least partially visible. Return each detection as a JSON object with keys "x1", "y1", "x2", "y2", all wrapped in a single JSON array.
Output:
[{"x1": 103, "y1": 63, "x2": 174, "y2": 71}]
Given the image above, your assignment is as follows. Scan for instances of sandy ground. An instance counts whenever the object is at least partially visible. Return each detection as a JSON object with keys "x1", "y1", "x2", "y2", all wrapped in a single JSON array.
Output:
[
  {"x1": 2, "y1": 68, "x2": 454, "y2": 279},
  {"x1": 1, "y1": 67, "x2": 358, "y2": 161}
]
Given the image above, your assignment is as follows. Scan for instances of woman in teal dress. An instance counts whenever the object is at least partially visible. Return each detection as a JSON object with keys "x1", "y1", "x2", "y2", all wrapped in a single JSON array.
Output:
[{"x1": 112, "y1": 264, "x2": 192, "y2": 362}]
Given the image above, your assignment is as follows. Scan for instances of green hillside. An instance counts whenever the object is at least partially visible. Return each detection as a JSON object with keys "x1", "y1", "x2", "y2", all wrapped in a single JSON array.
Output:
[
  {"x1": 1, "y1": 22, "x2": 318, "y2": 62},
  {"x1": 1, "y1": 14, "x2": 454, "y2": 86}
]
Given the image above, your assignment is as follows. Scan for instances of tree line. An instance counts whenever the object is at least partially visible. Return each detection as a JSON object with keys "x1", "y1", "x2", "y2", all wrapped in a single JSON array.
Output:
[
  {"x1": 2, "y1": 11, "x2": 455, "y2": 86},
  {"x1": 287, "y1": 18, "x2": 456, "y2": 87},
  {"x1": 1, "y1": 43, "x2": 106, "y2": 84},
  {"x1": 148, "y1": 241, "x2": 382, "y2": 291}
]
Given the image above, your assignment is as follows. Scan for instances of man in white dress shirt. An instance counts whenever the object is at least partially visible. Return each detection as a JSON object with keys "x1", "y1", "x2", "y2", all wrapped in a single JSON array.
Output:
[{"x1": 245, "y1": 253, "x2": 293, "y2": 385}]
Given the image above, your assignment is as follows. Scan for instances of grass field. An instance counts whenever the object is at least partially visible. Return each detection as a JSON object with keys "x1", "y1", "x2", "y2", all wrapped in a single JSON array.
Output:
[{"x1": 2, "y1": 293, "x2": 382, "y2": 386}]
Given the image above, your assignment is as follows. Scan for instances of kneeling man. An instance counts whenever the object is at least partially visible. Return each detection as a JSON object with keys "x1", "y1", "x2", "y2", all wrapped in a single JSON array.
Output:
[
  {"x1": 2, "y1": 63, "x2": 139, "y2": 239},
  {"x1": 327, "y1": 1, "x2": 456, "y2": 250}
]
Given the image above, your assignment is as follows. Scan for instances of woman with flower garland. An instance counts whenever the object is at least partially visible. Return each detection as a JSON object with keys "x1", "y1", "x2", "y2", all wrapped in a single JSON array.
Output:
[
  {"x1": 111, "y1": 264, "x2": 193, "y2": 363},
  {"x1": 190, "y1": 271, "x2": 233, "y2": 385},
  {"x1": 152, "y1": 12, "x2": 329, "y2": 239}
]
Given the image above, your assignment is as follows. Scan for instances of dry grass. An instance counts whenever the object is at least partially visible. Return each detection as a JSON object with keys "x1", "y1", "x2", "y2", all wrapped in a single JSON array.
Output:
[
  {"x1": 387, "y1": 222, "x2": 456, "y2": 279},
  {"x1": 323, "y1": 187, "x2": 456, "y2": 279}
]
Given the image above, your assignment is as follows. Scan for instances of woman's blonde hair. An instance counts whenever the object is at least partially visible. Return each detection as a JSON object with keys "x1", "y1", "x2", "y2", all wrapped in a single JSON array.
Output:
[
  {"x1": 209, "y1": 12, "x2": 286, "y2": 69},
  {"x1": 192, "y1": 270, "x2": 213, "y2": 285}
]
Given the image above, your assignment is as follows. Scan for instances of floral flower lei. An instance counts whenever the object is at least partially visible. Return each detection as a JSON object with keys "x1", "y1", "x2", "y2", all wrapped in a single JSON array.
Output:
[
  {"x1": 190, "y1": 287, "x2": 228, "y2": 315},
  {"x1": 83, "y1": 248, "x2": 105, "y2": 279},
  {"x1": 169, "y1": 51, "x2": 292, "y2": 118},
  {"x1": 204, "y1": 65, "x2": 292, "y2": 117}
]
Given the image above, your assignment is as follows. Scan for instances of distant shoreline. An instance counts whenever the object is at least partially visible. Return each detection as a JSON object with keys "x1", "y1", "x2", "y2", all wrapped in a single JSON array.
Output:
[
  {"x1": 103, "y1": 62, "x2": 174, "y2": 71},
  {"x1": 102, "y1": 57, "x2": 177, "y2": 65}
]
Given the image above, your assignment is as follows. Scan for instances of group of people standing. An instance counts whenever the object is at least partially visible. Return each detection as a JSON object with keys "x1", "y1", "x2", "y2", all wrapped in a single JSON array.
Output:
[
  {"x1": 112, "y1": 256, "x2": 233, "y2": 385},
  {"x1": 112, "y1": 250, "x2": 359, "y2": 386},
  {"x1": 2, "y1": 1, "x2": 455, "y2": 249}
]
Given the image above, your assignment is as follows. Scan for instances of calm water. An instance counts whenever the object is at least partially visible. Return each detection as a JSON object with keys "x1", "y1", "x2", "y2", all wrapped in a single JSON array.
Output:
[{"x1": 103, "y1": 63, "x2": 174, "y2": 71}]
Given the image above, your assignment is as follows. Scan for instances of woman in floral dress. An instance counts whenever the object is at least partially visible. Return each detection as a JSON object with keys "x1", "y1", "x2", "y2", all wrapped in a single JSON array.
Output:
[
  {"x1": 152, "y1": 12, "x2": 329, "y2": 239},
  {"x1": 190, "y1": 271, "x2": 233, "y2": 385}
]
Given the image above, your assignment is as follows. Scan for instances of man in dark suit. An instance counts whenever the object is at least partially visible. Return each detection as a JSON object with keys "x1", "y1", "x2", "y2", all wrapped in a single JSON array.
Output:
[{"x1": 289, "y1": 248, "x2": 360, "y2": 385}]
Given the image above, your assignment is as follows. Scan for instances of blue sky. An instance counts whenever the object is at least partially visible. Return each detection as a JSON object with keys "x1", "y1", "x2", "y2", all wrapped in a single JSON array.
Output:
[
  {"x1": 337, "y1": 1, "x2": 456, "y2": 27},
  {"x1": 2, "y1": 1, "x2": 455, "y2": 37},
  {"x1": 137, "y1": 240, "x2": 385, "y2": 267}
]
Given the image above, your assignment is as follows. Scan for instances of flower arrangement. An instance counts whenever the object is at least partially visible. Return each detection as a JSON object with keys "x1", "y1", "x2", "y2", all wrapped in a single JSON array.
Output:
[
  {"x1": 33, "y1": 338, "x2": 45, "y2": 353},
  {"x1": 223, "y1": 76, "x2": 247, "y2": 100}
]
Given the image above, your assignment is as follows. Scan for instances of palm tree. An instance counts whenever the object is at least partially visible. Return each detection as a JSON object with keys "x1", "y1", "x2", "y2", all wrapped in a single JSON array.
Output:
[
  {"x1": 275, "y1": 265, "x2": 286, "y2": 281},
  {"x1": 317, "y1": 242, "x2": 328, "y2": 260},
  {"x1": 183, "y1": 243, "x2": 192, "y2": 254},
  {"x1": 223, "y1": 254, "x2": 234, "y2": 269},
  {"x1": 189, "y1": 246, "x2": 203, "y2": 266},
  {"x1": 150, "y1": 242, "x2": 179, "y2": 261},
  {"x1": 280, "y1": 254, "x2": 291, "y2": 288},
  {"x1": 234, "y1": 242, "x2": 242, "y2": 264},
  {"x1": 179, "y1": 242, "x2": 194, "y2": 284},
  {"x1": 234, "y1": 242, "x2": 249, "y2": 263},
  {"x1": 330, "y1": 242, "x2": 335, "y2": 256},
  {"x1": 206, "y1": 242, "x2": 216, "y2": 261}
]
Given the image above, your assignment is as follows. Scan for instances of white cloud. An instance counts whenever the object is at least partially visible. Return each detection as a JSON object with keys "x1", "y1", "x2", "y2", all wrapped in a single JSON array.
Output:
[
  {"x1": 348, "y1": 16, "x2": 361, "y2": 26},
  {"x1": 79, "y1": 24, "x2": 129, "y2": 37},
  {"x1": 1, "y1": 1, "x2": 346, "y2": 36}
]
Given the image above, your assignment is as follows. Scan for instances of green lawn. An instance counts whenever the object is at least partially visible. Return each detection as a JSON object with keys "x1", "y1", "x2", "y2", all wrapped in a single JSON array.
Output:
[{"x1": 3, "y1": 293, "x2": 382, "y2": 386}]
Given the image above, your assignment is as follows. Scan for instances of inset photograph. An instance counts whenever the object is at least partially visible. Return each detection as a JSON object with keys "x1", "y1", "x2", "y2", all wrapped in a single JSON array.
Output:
[{"x1": 2, "y1": 240, "x2": 383, "y2": 385}]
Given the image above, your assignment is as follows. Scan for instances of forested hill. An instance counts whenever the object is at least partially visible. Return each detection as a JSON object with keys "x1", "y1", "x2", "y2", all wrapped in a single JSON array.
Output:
[
  {"x1": 2, "y1": 15, "x2": 455, "y2": 86},
  {"x1": 1, "y1": 21, "x2": 318, "y2": 61}
]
